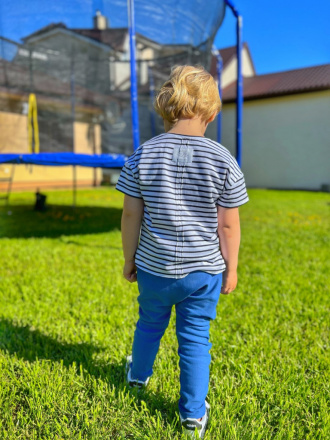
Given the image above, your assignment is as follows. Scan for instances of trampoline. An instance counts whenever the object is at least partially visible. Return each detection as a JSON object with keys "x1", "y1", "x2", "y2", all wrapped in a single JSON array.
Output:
[{"x1": 0, "y1": 0, "x2": 243, "y2": 204}]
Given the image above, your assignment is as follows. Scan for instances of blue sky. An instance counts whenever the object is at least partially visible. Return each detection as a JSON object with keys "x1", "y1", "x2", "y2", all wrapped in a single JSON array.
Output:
[
  {"x1": 0, "y1": 0, "x2": 329, "y2": 75},
  {"x1": 214, "y1": 0, "x2": 330, "y2": 74}
]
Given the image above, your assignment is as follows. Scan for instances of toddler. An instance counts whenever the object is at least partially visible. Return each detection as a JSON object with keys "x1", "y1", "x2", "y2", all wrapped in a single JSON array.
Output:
[{"x1": 116, "y1": 65, "x2": 249, "y2": 438}]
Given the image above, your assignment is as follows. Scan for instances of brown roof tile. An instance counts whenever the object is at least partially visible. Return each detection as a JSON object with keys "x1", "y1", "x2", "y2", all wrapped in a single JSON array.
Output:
[
  {"x1": 22, "y1": 23, "x2": 126, "y2": 52},
  {"x1": 22, "y1": 23, "x2": 67, "y2": 42},
  {"x1": 222, "y1": 64, "x2": 330, "y2": 102},
  {"x1": 71, "y1": 28, "x2": 128, "y2": 52}
]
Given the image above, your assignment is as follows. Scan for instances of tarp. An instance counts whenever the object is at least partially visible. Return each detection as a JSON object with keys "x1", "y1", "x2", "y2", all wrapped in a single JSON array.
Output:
[{"x1": 0, "y1": 153, "x2": 127, "y2": 168}]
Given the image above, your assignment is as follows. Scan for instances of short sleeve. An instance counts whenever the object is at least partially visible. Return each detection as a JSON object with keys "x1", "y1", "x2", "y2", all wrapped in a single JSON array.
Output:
[
  {"x1": 115, "y1": 161, "x2": 142, "y2": 199},
  {"x1": 217, "y1": 155, "x2": 249, "y2": 208}
]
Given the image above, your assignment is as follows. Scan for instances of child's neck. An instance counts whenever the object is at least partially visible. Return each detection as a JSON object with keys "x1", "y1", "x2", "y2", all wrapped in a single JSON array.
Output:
[{"x1": 167, "y1": 117, "x2": 208, "y2": 137}]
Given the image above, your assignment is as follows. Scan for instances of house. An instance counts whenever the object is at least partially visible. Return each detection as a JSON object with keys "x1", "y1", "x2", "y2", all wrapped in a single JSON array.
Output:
[
  {"x1": 207, "y1": 47, "x2": 330, "y2": 191},
  {"x1": 1, "y1": 10, "x2": 328, "y2": 192},
  {"x1": 10, "y1": 12, "x2": 197, "y2": 159},
  {"x1": 15, "y1": 12, "x2": 189, "y2": 93},
  {"x1": 0, "y1": 10, "x2": 213, "y2": 194}
]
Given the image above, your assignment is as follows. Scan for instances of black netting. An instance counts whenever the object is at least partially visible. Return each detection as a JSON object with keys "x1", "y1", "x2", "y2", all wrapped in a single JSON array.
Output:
[{"x1": 0, "y1": 1, "x2": 226, "y2": 156}]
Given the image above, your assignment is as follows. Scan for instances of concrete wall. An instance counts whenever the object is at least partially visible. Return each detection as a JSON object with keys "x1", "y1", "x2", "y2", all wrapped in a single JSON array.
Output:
[
  {"x1": 206, "y1": 90, "x2": 330, "y2": 190},
  {"x1": 0, "y1": 112, "x2": 28, "y2": 153}
]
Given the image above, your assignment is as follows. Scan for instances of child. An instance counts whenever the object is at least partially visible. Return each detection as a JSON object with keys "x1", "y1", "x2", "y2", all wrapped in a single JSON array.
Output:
[{"x1": 115, "y1": 65, "x2": 249, "y2": 438}]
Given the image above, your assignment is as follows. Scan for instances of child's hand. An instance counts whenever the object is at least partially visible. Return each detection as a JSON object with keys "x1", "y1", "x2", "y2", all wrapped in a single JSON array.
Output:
[
  {"x1": 221, "y1": 269, "x2": 237, "y2": 294},
  {"x1": 123, "y1": 260, "x2": 137, "y2": 283}
]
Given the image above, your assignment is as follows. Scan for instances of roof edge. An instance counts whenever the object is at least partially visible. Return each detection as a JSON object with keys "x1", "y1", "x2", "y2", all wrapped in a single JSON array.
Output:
[{"x1": 223, "y1": 85, "x2": 330, "y2": 103}]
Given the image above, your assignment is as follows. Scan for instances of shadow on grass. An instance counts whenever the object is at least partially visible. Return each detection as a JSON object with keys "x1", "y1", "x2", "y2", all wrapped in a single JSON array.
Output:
[
  {"x1": 0, "y1": 204, "x2": 122, "y2": 239},
  {"x1": 0, "y1": 318, "x2": 178, "y2": 426}
]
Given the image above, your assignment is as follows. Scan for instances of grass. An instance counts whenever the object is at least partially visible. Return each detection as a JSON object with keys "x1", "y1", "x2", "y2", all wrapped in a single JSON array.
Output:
[{"x1": 0, "y1": 187, "x2": 329, "y2": 439}]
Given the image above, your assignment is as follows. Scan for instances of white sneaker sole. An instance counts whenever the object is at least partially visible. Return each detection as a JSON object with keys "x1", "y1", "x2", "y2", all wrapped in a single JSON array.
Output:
[
  {"x1": 125, "y1": 355, "x2": 150, "y2": 388},
  {"x1": 181, "y1": 401, "x2": 210, "y2": 439}
]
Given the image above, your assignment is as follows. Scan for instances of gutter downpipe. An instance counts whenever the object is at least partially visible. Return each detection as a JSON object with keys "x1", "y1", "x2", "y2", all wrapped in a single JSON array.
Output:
[
  {"x1": 127, "y1": 0, "x2": 140, "y2": 151},
  {"x1": 224, "y1": 0, "x2": 243, "y2": 167}
]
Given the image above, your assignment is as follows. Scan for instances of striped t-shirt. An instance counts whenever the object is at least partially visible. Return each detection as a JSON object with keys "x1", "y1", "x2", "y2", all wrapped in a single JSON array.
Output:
[{"x1": 116, "y1": 132, "x2": 249, "y2": 278}]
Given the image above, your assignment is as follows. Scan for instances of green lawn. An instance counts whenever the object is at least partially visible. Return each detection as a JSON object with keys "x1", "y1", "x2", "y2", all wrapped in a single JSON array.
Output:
[{"x1": 0, "y1": 188, "x2": 329, "y2": 439}]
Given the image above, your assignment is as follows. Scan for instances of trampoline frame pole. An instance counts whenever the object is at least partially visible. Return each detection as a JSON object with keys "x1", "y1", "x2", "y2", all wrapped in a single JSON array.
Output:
[
  {"x1": 224, "y1": 0, "x2": 243, "y2": 167},
  {"x1": 127, "y1": 0, "x2": 140, "y2": 151},
  {"x1": 148, "y1": 66, "x2": 156, "y2": 138},
  {"x1": 213, "y1": 47, "x2": 223, "y2": 144},
  {"x1": 70, "y1": 51, "x2": 77, "y2": 207},
  {"x1": 236, "y1": 15, "x2": 243, "y2": 167},
  {"x1": 70, "y1": 54, "x2": 76, "y2": 153},
  {"x1": 73, "y1": 165, "x2": 77, "y2": 208}
]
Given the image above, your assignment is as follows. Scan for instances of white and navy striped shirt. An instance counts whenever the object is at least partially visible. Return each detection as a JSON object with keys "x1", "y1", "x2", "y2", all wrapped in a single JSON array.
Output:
[{"x1": 116, "y1": 133, "x2": 249, "y2": 278}]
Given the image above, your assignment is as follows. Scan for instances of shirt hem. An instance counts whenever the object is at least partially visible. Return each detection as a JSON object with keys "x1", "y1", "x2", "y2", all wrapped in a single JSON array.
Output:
[
  {"x1": 115, "y1": 187, "x2": 143, "y2": 199},
  {"x1": 135, "y1": 263, "x2": 226, "y2": 279},
  {"x1": 216, "y1": 197, "x2": 249, "y2": 208}
]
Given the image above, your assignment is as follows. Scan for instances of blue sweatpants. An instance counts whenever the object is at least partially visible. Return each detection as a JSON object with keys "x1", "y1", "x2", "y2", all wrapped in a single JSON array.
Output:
[{"x1": 130, "y1": 267, "x2": 223, "y2": 419}]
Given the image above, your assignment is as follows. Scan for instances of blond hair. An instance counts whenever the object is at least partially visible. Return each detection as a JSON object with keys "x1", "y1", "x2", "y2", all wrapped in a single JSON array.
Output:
[{"x1": 154, "y1": 65, "x2": 221, "y2": 127}]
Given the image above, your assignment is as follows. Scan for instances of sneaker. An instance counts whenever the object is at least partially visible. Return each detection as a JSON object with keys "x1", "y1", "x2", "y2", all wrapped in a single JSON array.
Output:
[
  {"x1": 180, "y1": 401, "x2": 210, "y2": 439},
  {"x1": 125, "y1": 355, "x2": 150, "y2": 389}
]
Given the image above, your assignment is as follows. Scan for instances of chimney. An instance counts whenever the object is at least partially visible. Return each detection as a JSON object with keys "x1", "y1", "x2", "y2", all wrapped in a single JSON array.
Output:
[{"x1": 93, "y1": 10, "x2": 109, "y2": 30}]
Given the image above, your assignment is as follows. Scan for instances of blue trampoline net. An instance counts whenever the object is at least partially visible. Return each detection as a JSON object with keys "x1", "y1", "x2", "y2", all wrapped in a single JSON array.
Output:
[{"x1": 0, "y1": 0, "x2": 226, "y2": 164}]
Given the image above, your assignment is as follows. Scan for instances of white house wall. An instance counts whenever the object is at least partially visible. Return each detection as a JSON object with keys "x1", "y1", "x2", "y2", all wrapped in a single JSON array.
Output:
[
  {"x1": 16, "y1": 32, "x2": 111, "y2": 94},
  {"x1": 206, "y1": 90, "x2": 330, "y2": 190},
  {"x1": 221, "y1": 46, "x2": 255, "y2": 88},
  {"x1": 113, "y1": 62, "x2": 131, "y2": 90}
]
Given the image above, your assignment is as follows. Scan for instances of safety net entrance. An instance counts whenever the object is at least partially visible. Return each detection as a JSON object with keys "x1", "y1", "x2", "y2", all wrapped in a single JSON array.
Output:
[{"x1": 0, "y1": 0, "x2": 226, "y2": 168}]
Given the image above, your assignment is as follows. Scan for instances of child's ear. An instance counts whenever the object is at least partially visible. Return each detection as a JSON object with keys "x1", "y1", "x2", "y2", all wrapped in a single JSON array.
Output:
[{"x1": 208, "y1": 112, "x2": 217, "y2": 123}]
